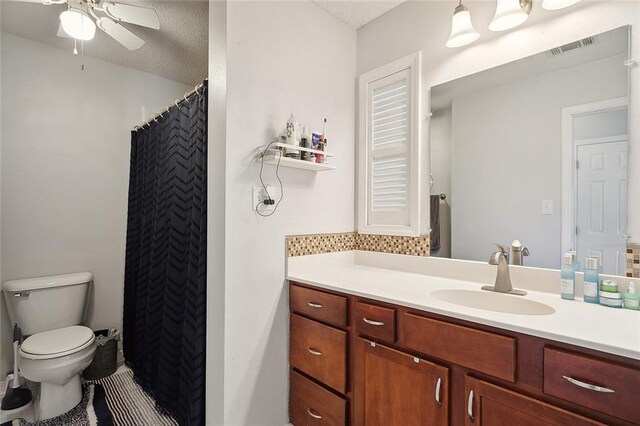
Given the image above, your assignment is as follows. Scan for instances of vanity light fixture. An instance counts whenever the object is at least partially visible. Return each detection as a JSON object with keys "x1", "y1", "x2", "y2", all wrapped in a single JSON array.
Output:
[
  {"x1": 541, "y1": 0, "x2": 581, "y2": 10},
  {"x1": 446, "y1": 1, "x2": 480, "y2": 48},
  {"x1": 489, "y1": 0, "x2": 533, "y2": 32},
  {"x1": 60, "y1": 8, "x2": 96, "y2": 41}
]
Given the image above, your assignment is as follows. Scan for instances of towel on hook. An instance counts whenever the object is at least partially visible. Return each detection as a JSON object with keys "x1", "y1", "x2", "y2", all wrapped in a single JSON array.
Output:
[{"x1": 430, "y1": 195, "x2": 441, "y2": 252}]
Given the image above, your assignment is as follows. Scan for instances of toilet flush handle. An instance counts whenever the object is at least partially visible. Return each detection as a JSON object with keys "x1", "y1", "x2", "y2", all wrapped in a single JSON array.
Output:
[{"x1": 13, "y1": 292, "x2": 30, "y2": 298}]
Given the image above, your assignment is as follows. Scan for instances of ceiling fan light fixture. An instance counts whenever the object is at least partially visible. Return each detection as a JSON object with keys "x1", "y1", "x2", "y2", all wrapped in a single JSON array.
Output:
[
  {"x1": 446, "y1": 2, "x2": 480, "y2": 48},
  {"x1": 489, "y1": 0, "x2": 532, "y2": 32},
  {"x1": 541, "y1": 0, "x2": 581, "y2": 10},
  {"x1": 60, "y1": 9, "x2": 96, "y2": 41}
]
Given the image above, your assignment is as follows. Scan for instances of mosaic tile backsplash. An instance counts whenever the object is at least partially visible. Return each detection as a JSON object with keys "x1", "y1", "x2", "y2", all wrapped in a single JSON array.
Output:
[
  {"x1": 356, "y1": 234, "x2": 430, "y2": 256},
  {"x1": 286, "y1": 232, "x2": 430, "y2": 257},
  {"x1": 286, "y1": 233, "x2": 356, "y2": 257},
  {"x1": 628, "y1": 243, "x2": 640, "y2": 278}
]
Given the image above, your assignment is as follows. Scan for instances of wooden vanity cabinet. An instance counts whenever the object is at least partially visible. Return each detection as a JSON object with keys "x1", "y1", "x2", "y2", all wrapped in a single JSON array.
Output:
[
  {"x1": 464, "y1": 376, "x2": 604, "y2": 426},
  {"x1": 353, "y1": 337, "x2": 449, "y2": 426},
  {"x1": 289, "y1": 282, "x2": 640, "y2": 426}
]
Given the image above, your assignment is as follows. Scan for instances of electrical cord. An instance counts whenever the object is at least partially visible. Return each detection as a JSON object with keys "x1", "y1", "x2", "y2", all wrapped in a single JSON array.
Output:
[{"x1": 255, "y1": 141, "x2": 284, "y2": 217}]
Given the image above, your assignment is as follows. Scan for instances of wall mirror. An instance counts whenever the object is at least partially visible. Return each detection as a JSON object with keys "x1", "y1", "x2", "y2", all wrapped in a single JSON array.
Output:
[{"x1": 429, "y1": 26, "x2": 631, "y2": 274}]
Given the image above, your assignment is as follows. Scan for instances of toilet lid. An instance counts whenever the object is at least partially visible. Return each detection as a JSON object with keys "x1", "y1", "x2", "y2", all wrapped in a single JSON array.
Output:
[{"x1": 20, "y1": 326, "x2": 95, "y2": 359}]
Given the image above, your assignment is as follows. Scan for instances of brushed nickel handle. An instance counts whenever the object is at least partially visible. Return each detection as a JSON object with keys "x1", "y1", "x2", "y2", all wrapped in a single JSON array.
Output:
[
  {"x1": 307, "y1": 408, "x2": 322, "y2": 419},
  {"x1": 307, "y1": 302, "x2": 323, "y2": 308},
  {"x1": 307, "y1": 347, "x2": 322, "y2": 356},
  {"x1": 562, "y1": 375, "x2": 615, "y2": 393},
  {"x1": 435, "y1": 377, "x2": 442, "y2": 407},
  {"x1": 363, "y1": 318, "x2": 384, "y2": 326},
  {"x1": 467, "y1": 390, "x2": 475, "y2": 422}
]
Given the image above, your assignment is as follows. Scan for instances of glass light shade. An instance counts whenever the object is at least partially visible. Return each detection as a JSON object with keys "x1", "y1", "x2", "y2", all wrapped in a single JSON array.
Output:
[
  {"x1": 489, "y1": 0, "x2": 529, "y2": 32},
  {"x1": 446, "y1": 6, "x2": 480, "y2": 48},
  {"x1": 541, "y1": 0, "x2": 581, "y2": 10},
  {"x1": 60, "y1": 9, "x2": 96, "y2": 41}
]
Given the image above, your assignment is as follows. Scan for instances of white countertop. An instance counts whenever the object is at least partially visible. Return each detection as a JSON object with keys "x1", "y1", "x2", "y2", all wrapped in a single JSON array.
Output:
[{"x1": 287, "y1": 251, "x2": 640, "y2": 360}]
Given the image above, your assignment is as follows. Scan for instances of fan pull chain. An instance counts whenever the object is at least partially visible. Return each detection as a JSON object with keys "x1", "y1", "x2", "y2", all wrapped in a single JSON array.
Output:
[
  {"x1": 81, "y1": 39, "x2": 85, "y2": 71},
  {"x1": 73, "y1": 38, "x2": 78, "y2": 55}
]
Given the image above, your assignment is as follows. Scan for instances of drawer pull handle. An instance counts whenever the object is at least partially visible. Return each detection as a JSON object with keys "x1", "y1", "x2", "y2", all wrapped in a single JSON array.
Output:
[
  {"x1": 307, "y1": 302, "x2": 323, "y2": 308},
  {"x1": 363, "y1": 318, "x2": 385, "y2": 326},
  {"x1": 435, "y1": 377, "x2": 442, "y2": 407},
  {"x1": 307, "y1": 408, "x2": 322, "y2": 420},
  {"x1": 307, "y1": 347, "x2": 322, "y2": 356},
  {"x1": 562, "y1": 375, "x2": 615, "y2": 393},
  {"x1": 467, "y1": 390, "x2": 475, "y2": 422}
]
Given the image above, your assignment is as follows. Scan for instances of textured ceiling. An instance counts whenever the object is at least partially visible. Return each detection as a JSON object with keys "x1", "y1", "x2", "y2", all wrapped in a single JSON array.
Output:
[
  {"x1": 312, "y1": 0, "x2": 406, "y2": 29},
  {"x1": 1, "y1": 0, "x2": 208, "y2": 86}
]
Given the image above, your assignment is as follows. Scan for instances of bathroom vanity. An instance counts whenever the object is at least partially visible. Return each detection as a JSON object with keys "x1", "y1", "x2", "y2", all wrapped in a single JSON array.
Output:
[{"x1": 287, "y1": 251, "x2": 640, "y2": 426}]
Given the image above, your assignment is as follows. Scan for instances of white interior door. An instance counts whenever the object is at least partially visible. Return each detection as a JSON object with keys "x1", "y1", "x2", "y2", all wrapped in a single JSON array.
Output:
[{"x1": 575, "y1": 139, "x2": 627, "y2": 275}]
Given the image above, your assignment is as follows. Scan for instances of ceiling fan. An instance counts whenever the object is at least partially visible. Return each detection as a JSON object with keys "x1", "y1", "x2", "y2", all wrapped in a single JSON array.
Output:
[{"x1": 17, "y1": 0, "x2": 160, "y2": 50}]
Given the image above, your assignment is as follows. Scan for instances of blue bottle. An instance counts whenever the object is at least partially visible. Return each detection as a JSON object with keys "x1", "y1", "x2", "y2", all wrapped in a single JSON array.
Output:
[
  {"x1": 560, "y1": 253, "x2": 575, "y2": 300},
  {"x1": 583, "y1": 257, "x2": 600, "y2": 304}
]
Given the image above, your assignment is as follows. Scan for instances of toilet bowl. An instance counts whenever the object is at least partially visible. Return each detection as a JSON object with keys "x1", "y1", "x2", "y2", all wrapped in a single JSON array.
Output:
[{"x1": 19, "y1": 326, "x2": 96, "y2": 420}]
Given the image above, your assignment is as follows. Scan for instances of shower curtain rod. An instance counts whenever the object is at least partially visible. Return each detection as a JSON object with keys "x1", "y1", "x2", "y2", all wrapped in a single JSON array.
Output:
[{"x1": 133, "y1": 78, "x2": 208, "y2": 131}]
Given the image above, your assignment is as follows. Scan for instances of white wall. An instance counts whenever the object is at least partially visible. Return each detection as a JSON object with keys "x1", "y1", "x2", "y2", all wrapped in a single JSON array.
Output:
[
  {"x1": 449, "y1": 53, "x2": 627, "y2": 268},
  {"x1": 357, "y1": 1, "x2": 640, "y2": 246},
  {"x1": 224, "y1": 1, "x2": 356, "y2": 424},
  {"x1": 0, "y1": 33, "x2": 191, "y2": 376},
  {"x1": 0, "y1": 8, "x2": 8, "y2": 383},
  {"x1": 206, "y1": 0, "x2": 226, "y2": 424}
]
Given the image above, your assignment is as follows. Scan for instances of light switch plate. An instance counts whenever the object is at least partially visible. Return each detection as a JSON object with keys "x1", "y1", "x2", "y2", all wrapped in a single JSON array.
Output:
[{"x1": 541, "y1": 199, "x2": 554, "y2": 215}]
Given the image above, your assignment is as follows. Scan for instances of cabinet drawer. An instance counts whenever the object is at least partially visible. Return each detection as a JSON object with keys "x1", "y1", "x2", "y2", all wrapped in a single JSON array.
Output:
[
  {"x1": 354, "y1": 302, "x2": 396, "y2": 343},
  {"x1": 290, "y1": 284, "x2": 347, "y2": 327},
  {"x1": 290, "y1": 370, "x2": 346, "y2": 426},
  {"x1": 403, "y1": 313, "x2": 516, "y2": 382},
  {"x1": 290, "y1": 314, "x2": 347, "y2": 393},
  {"x1": 543, "y1": 347, "x2": 640, "y2": 424}
]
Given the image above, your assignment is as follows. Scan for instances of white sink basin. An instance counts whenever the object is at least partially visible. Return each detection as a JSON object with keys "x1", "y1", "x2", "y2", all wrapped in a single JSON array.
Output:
[{"x1": 430, "y1": 289, "x2": 555, "y2": 316}]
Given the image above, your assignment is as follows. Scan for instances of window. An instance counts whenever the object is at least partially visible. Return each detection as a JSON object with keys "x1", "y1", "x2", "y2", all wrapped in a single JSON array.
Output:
[{"x1": 358, "y1": 52, "x2": 421, "y2": 236}]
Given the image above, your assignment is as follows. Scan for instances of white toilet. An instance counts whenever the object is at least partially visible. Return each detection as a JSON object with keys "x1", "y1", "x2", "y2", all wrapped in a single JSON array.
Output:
[{"x1": 2, "y1": 272, "x2": 97, "y2": 421}]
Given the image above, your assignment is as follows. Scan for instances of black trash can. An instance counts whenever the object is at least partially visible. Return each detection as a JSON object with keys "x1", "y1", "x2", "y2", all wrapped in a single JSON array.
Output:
[{"x1": 82, "y1": 329, "x2": 120, "y2": 381}]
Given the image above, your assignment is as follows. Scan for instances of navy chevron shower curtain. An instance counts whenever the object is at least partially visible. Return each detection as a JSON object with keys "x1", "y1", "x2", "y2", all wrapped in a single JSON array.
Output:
[{"x1": 123, "y1": 81, "x2": 207, "y2": 426}]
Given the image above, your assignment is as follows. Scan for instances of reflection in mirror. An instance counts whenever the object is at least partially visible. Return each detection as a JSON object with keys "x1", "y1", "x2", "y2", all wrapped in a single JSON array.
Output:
[{"x1": 429, "y1": 26, "x2": 630, "y2": 274}]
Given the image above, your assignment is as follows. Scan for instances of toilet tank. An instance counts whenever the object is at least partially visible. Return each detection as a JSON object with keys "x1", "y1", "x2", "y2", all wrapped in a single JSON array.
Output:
[{"x1": 2, "y1": 272, "x2": 93, "y2": 335}]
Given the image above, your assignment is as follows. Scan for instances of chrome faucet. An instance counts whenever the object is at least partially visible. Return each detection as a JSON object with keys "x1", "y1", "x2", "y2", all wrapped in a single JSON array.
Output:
[{"x1": 482, "y1": 244, "x2": 527, "y2": 296}]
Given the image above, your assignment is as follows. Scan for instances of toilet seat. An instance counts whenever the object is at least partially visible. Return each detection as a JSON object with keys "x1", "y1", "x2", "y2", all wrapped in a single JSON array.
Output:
[{"x1": 20, "y1": 326, "x2": 95, "y2": 360}]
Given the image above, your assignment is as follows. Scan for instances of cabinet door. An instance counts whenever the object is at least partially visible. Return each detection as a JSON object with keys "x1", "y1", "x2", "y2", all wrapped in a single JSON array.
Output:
[
  {"x1": 354, "y1": 337, "x2": 448, "y2": 426},
  {"x1": 464, "y1": 376, "x2": 604, "y2": 426}
]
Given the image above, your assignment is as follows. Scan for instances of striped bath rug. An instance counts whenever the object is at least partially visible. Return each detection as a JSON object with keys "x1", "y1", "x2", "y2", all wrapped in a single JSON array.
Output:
[{"x1": 89, "y1": 369, "x2": 177, "y2": 426}]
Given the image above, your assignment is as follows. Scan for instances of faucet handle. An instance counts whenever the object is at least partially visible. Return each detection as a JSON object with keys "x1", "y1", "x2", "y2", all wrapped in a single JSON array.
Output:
[{"x1": 494, "y1": 244, "x2": 509, "y2": 254}]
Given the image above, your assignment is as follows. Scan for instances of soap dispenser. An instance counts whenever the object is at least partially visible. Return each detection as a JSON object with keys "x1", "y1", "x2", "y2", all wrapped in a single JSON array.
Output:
[{"x1": 623, "y1": 282, "x2": 640, "y2": 310}]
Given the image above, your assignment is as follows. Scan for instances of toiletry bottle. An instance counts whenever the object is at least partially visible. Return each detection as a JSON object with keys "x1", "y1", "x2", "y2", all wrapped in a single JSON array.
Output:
[
  {"x1": 285, "y1": 112, "x2": 299, "y2": 158},
  {"x1": 560, "y1": 253, "x2": 575, "y2": 300},
  {"x1": 583, "y1": 256, "x2": 600, "y2": 304},
  {"x1": 570, "y1": 250, "x2": 580, "y2": 272},
  {"x1": 623, "y1": 282, "x2": 640, "y2": 310},
  {"x1": 300, "y1": 127, "x2": 310, "y2": 161}
]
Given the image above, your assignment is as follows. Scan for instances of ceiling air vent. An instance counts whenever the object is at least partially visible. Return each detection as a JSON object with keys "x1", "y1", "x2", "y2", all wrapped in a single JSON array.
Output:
[{"x1": 547, "y1": 36, "x2": 598, "y2": 57}]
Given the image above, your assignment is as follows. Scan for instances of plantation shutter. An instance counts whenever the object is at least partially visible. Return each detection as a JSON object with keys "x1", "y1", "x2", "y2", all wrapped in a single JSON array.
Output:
[{"x1": 358, "y1": 53, "x2": 421, "y2": 235}]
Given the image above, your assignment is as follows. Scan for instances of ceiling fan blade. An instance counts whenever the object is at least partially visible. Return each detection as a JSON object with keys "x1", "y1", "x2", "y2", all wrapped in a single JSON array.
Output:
[
  {"x1": 102, "y1": 2, "x2": 159, "y2": 30},
  {"x1": 96, "y1": 17, "x2": 145, "y2": 50}
]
